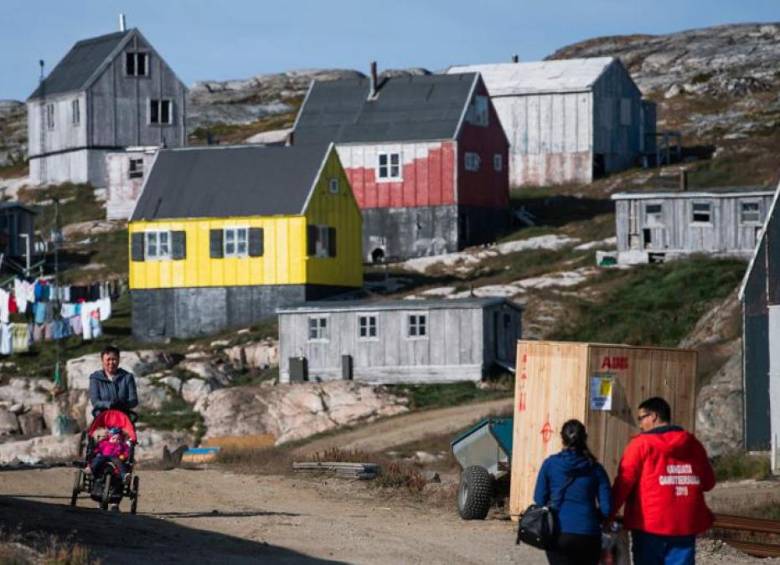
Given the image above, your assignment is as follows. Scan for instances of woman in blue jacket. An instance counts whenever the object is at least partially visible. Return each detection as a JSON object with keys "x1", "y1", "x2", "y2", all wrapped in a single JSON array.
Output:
[{"x1": 533, "y1": 419, "x2": 612, "y2": 565}]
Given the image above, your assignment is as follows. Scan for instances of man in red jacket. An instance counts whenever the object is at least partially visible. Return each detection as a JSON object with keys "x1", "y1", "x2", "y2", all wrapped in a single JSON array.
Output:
[{"x1": 611, "y1": 397, "x2": 715, "y2": 565}]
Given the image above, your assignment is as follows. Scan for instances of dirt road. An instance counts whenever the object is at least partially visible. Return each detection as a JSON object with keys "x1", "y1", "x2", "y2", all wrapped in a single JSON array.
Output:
[
  {"x1": 0, "y1": 467, "x2": 539, "y2": 564},
  {"x1": 296, "y1": 398, "x2": 513, "y2": 455}
]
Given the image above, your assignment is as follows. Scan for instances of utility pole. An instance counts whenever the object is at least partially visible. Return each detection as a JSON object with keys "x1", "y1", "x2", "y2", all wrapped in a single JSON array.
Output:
[{"x1": 53, "y1": 197, "x2": 63, "y2": 391}]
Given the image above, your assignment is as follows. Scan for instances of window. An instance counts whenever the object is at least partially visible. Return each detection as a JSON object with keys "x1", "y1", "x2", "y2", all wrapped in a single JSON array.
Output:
[
  {"x1": 308, "y1": 225, "x2": 337, "y2": 258},
  {"x1": 328, "y1": 178, "x2": 339, "y2": 194},
  {"x1": 308, "y1": 316, "x2": 328, "y2": 341},
  {"x1": 149, "y1": 99, "x2": 172, "y2": 125},
  {"x1": 467, "y1": 95, "x2": 489, "y2": 126},
  {"x1": 71, "y1": 99, "x2": 80, "y2": 126},
  {"x1": 493, "y1": 154, "x2": 503, "y2": 172},
  {"x1": 645, "y1": 203, "x2": 663, "y2": 225},
  {"x1": 465, "y1": 152, "x2": 480, "y2": 172},
  {"x1": 126, "y1": 52, "x2": 149, "y2": 77},
  {"x1": 407, "y1": 314, "x2": 427, "y2": 338},
  {"x1": 145, "y1": 230, "x2": 171, "y2": 260},
  {"x1": 128, "y1": 158, "x2": 144, "y2": 179},
  {"x1": 620, "y1": 98, "x2": 632, "y2": 126},
  {"x1": 46, "y1": 104, "x2": 55, "y2": 130},
  {"x1": 740, "y1": 201, "x2": 761, "y2": 223},
  {"x1": 692, "y1": 202, "x2": 712, "y2": 224},
  {"x1": 224, "y1": 227, "x2": 248, "y2": 257},
  {"x1": 378, "y1": 152, "x2": 401, "y2": 180},
  {"x1": 358, "y1": 315, "x2": 377, "y2": 339}
]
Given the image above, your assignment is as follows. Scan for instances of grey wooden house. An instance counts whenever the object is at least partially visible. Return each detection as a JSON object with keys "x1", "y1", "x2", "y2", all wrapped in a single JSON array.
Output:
[
  {"x1": 27, "y1": 25, "x2": 187, "y2": 187},
  {"x1": 0, "y1": 203, "x2": 36, "y2": 259},
  {"x1": 447, "y1": 58, "x2": 655, "y2": 186},
  {"x1": 739, "y1": 180, "x2": 780, "y2": 465},
  {"x1": 611, "y1": 186, "x2": 774, "y2": 264},
  {"x1": 277, "y1": 298, "x2": 522, "y2": 384}
]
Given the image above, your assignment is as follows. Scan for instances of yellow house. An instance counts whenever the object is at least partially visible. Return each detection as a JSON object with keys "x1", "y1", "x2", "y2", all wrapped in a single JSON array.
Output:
[{"x1": 129, "y1": 143, "x2": 362, "y2": 340}]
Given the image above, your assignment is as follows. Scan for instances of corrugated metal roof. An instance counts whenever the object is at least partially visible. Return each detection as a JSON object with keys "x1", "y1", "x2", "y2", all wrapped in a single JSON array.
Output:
[
  {"x1": 276, "y1": 297, "x2": 522, "y2": 314},
  {"x1": 28, "y1": 30, "x2": 131, "y2": 100},
  {"x1": 446, "y1": 57, "x2": 615, "y2": 96},
  {"x1": 612, "y1": 186, "x2": 773, "y2": 200},
  {"x1": 131, "y1": 144, "x2": 331, "y2": 221},
  {"x1": 293, "y1": 73, "x2": 477, "y2": 144}
]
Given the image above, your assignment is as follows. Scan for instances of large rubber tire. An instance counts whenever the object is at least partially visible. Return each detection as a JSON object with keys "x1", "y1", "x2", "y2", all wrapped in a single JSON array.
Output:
[
  {"x1": 100, "y1": 477, "x2": 112, "y2": 511},
  {"x1": 130, "y1": 476, "x2": 139, "y2": 515},
  {"x1": 70, "y1": 470, "x2": 83, "y2": 507},
  {"x1": 457, "y1": 466, "x2": 494, "y2": 520}
]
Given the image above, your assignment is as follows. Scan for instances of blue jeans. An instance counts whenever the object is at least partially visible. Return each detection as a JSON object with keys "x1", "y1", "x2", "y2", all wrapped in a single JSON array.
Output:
[{"x1": 631, "y1": 530, "x2": 695, "y2": 565}]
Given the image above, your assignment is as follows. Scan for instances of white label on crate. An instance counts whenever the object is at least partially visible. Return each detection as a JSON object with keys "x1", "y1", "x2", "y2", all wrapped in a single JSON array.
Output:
[{"x1": 590, "y1": 374, "x2": 614, "y2": 411}]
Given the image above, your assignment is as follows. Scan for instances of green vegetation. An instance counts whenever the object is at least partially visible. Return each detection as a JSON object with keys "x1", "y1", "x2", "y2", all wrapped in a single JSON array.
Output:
[
  {"x1": 712, "y1": 451, "x2": 771, "y2": 482},
  {"x1": 17, "y1": 183, "x2": 104, "y2": 231},
  {"x1": 139, "y1": 396, "x2": 205, "y2": 442},
  {"x1": 553, "y1": 257, "x2": 746, "y2": 347},
  {"x1": 388, "y1": 381, "x2": 512, "y2": 411},
  {"x1": 189, "y1": 105, "x2": 300, "y2": 146}
]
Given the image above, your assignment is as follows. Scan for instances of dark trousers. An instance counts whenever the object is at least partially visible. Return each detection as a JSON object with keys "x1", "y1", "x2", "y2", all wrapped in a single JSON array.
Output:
[
  {"x1": 545, "y1": 533, "x2": 602, "y2": 565},
  {"x1": 631, "y1": 530, "x2": 695, "y2": 565},
  {"x1": 91, "y1": 455, "x2": 128, "y2": 479}
]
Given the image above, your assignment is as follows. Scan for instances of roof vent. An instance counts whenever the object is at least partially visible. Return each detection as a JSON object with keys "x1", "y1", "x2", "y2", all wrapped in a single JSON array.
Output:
[
  {"x1": 368, "y1": 61, "x2": 378, "y2": 100},
  {"x1": 511, "y1": 54, "x2": 519, "y2": 63},
  {"x1": 119, "y1": 13, "x2": 127, "y2": 32}
]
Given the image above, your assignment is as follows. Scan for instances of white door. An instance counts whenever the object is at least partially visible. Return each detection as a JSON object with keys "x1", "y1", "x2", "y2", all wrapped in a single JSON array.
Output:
[{"x1": 769, "y1": 306, "x2": 780, "y2": 474}]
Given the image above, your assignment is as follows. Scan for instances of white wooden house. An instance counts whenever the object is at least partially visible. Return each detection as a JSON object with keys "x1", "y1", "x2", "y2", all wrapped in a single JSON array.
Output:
[{"x1": 27, "y1": 25, "x2": 186, "y2": 187}]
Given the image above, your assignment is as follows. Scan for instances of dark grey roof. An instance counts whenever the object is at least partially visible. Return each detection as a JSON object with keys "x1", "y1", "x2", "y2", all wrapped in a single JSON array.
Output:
[
  {"x1": 28, "y1": 30, "x2": 130, "y2": 100},
  {"x1": 276, "y1": 297, "x2": 522, "y2": 314},
  {"x1": 0, "y1": 202, "x2": 37, "y2": 215},
  {"x1": 131, "y1": 144, "x2": 331, "y2": 221},
  {"x1": 293, "y1": 73, "x2": 478, "y2": 144}
]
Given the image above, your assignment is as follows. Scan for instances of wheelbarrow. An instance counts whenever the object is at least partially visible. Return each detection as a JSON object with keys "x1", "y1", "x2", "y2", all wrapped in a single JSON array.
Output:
[{"x1": 450, "y1": 417, "x2": 513, "y2": 520}]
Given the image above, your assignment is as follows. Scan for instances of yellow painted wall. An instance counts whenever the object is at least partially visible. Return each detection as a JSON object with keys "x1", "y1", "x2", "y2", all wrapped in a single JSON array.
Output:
[
  {"x1": 129, "y1": 146, "x2": 363, "y2": 290},
  {"x1": 305, "y1": 149, "x2": 363, "y2": 287}
]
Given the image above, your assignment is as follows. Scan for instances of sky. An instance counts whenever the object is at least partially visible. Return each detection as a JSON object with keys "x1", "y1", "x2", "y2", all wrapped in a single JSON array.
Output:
[{"x1": 1, "y1": 0, "x2": 778, "y2": 101}]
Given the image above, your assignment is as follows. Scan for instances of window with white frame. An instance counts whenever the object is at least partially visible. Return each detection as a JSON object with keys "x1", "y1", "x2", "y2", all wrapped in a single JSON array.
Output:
[
  {"x1": 645, "y1": 203, "x2": 663, "y2": 225},
  {"x1": 71, "y1": 99, "x2": 80, "y2": 126},
  {"x1": 128, "y1": 158, "x2": 144, "y2": 179},
  {"x1": 224, "y1": 227, "x2": 248, "y2": 257},
  {"x1": 407, "y1": 314, "x2": 427, "y2": 338},
  {"x1": 691, "y1": 202, "x2": 712, "y2": 224},
  {"x1": 465, "y1": 152, "x2": 480, "y2": 172},
  {"x1": 149, "y1": 99, "x2": 172, "y2": 125},
  {"x1": 144, "y1": 230, "x2": 171, "y2": 260},
  {"x1": 467, "y1": 95, "x2": 489, "y2": 126},
  {"x1": 358, "y1": 315, "x2": 378, "y2": 339},
  {"x1": 378, "y1": 152, "x2": 401, "y2": 180},
  {"x1": 308, "y1": 316, "x2": 328, "y2": 341},
  {"x1": 126, "y1": 52, "x2": 149, "y2": 77},
  {"x1": 328, "y1": 177, "x2": 339, "y2": 194},
  {"x1": 740, "y1": 201, "x2": 761, "y2": 223},
  {"x1": 493, "y1": 154, "x2": 503, "y2": 172},
  {"x1": 46, "y1": 104, "x2": 55, "y2": 130}
]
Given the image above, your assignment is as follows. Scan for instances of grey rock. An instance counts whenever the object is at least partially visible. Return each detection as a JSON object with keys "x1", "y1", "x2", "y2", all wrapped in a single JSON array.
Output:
[
  {"x1": 0, "y1": 408, "x2": 19, "y2": 435},
  {"x1": 696, "y1": 351, "x2": 743, "y2": 456},
  {"x1": 66, "y1": 350, "x2": 174, "y2": 390},
  {"x1": 135, "y1": 376, "x2": 173, "y2": 411},
  {"x1": 181, "y1": 378, "x2": 216, "y2": 406},
  {"x1": 134, "y1": 428, "x2": 193, "y2": 462},
  {"x1": 0, "y1": 433, "x2": 81, "y2": 464},
  {"x1": 17, "y1": 411, "x2": 45, "y2": 436},
  {"x1": 224, "y1": 339, "x2": 279, "y2": 370}
]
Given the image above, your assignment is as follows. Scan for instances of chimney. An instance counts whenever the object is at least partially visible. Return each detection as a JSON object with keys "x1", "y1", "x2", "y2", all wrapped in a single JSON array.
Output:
[
  {"x1": 511, "y1": 54, "x2": 519, "y2": 63},
  {"x1": 369, "y1": 61, "x2": 378, "y2": 99},
  {"x1": 119, "y1": 13, "x2": 127, "y2": 32},
  {"x1": 679, "y1": 169, "x2": 688, "y2": 191}
]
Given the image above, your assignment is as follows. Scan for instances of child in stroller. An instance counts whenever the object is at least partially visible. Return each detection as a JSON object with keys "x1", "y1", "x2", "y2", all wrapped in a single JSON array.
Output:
[{"x1": 70, "y1": 409, "x2": 140, "y2": 513}]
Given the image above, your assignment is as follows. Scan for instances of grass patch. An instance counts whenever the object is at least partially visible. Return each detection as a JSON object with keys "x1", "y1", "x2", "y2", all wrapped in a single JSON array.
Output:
[
  {"x1": 138, "y1": 396, "x2": 205, "y2": 442},
  {"x1": 17, "y1": 183, "x2": 103, "y2": 232},
  {"x1": 713, "y1": 451, "x2": 771, "y2": 482},
  {"x1": 388, "y1": 381, "x2": 512, "y2": 411},
  {"x1": 0, "y1": 159, "x2": 28, "y2": 179},
  {"x1": 553, "y1": 257, "x2": 746, "y2": 347}
]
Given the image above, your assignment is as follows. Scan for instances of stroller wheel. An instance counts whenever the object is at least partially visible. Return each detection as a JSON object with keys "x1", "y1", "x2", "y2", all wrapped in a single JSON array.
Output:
[
  {"x1": 70, "y1": 470, "x2": 83, "y2": 507},
  {"x1": 130, "y1": 476, "x2": 140, "y2": 515},
  {"x1": 100, "y1": 477, "x2": 112, "y2": 511}
]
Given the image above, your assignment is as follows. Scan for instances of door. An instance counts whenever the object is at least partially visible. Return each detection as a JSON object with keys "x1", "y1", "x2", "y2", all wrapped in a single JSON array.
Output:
[{"x1": 769, "y1": 306, "x2": 780, "y2": 473}]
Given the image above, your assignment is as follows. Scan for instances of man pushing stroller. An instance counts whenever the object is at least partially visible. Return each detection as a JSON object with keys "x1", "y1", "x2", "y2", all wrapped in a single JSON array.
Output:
[{"x1": 89, "y1": 345, "x2": 138, "y2": 417}]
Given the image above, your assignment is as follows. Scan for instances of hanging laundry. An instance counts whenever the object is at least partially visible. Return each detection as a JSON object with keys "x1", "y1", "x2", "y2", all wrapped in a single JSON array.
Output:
[
  {"x1": 69, "y1": 315, "x2": 82, "y2": 337},
  {"x1": 33, "y1": 302, "x2": 47, "y2": 325},
  {"x1": 0, "y1": 289, "x2": 8, "y2": 324},
  {"x1": 32, "y1": 323, "x2": 45, "y2": 342},
  {"x1": 90, "y1": 310, "x2": 102, "y2": 339},
  {"x1": 96, "y1": 297, "x2": 112, "y2": 321},
  {"x1": 8, "y1": 294, "x2": 17, "y2": 315},
  {"x1": 14, "y1": 279, "x2": 27, "y2": 312},
  {"x1": 0, "y1": 324, "x2": 11, "y2": 355},
  {"x1": 10, "y1": 323, "x2": 30, "y2": 353}
]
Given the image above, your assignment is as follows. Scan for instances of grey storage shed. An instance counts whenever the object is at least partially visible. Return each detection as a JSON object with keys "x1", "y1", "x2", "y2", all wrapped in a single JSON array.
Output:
[
  {"x1": 612, "y1": 186, "x2": 774, "y2": 264},
  {"x1": 0, "y1": 203, "x2": 36, "y2": 259},
  {"x1": 277, "y1": 298, "x2": 522, "y2": 384}
]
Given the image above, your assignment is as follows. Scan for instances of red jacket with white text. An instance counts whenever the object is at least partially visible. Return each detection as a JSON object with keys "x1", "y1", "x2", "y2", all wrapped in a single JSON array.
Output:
[{"x1": 611, "y1": 426, "x2": 715, "y2": 536}]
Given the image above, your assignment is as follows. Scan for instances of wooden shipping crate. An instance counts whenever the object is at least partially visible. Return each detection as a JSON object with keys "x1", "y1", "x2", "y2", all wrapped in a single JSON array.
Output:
[{"x1": 510, "y1": 340, "x2": 697, "y2": 518}]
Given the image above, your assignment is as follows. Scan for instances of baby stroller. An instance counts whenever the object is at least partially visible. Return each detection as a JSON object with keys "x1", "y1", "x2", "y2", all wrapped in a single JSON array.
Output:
[{"x1": 70, "y1": 409, "x2": 140, "y2": 513}]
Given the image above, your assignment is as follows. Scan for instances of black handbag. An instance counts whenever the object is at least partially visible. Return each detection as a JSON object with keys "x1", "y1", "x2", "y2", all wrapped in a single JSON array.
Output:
[{"x1": 516, "y1": 476, "x2": 575, "y2": 549}]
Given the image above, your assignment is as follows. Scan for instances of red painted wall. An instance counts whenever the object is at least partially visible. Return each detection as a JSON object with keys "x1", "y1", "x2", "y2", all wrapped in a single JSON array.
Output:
[
  {"x1": 340, "y1": 142, "x2": 456, "y2": 209},
  {"x1": 457, "y1": 79, "x2": 510, "y2": 208}
]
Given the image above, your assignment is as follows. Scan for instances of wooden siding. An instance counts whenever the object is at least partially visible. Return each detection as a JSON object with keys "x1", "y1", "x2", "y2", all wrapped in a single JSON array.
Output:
[
  {"x1": 456, "y1": 79, "x2": 510, "y2": 208},
  {"x1": 337, "y1": 141, "x2": 456, "y2": 209},
  {"x1": 615, "y1": 193, "x2": 773, "y2": 258},
  {"x1": 27, "y1": 92, "x2": 87, "y2": 156},
  {"x1": 510, "y1": 341, "x2": 697, "y2": 516},
  {"x1": 278, "y1": 304, "x2": 521, "y2": 384}
]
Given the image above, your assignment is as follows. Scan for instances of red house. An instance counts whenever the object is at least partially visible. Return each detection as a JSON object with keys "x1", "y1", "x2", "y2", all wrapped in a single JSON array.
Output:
[{"x1": 293, "y1": 68, "x2": 509, "y2": 262}]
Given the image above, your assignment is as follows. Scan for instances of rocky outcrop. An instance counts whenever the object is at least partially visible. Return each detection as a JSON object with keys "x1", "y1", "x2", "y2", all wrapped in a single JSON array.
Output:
[
  {"x1": 201, "y1": 381, "x2": 408, "y2": 444},
  {"x1": 66, "y1": 351, "x2": 177, "y2": 390},
  {"x1": 0, "y1": 433, "x2": 81, "y2": 465},
  {"x1": 696, "y1": 350, "x2": 743, "y2": 456},
  {"x1": 0, "y1": 100, "x2": 26, "y2": 168},
  {"x1": 223, "y1": 338, "x2": 279, "y2": 369}
]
